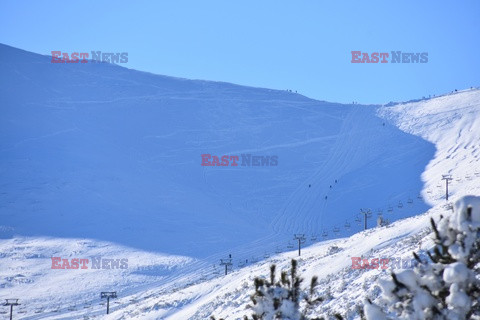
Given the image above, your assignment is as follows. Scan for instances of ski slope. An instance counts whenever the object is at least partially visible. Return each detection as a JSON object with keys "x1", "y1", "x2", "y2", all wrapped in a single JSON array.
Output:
[
  {"x1": 94, "y1": 88, "x2": 478, "y2": 320},
  {"x1": 116, "y1": 89, "x2": 480, "y2": 320},
  {"x1": 0, "y1": 43, "x2": 478, "y2": 318},
  {"x1": 379, "y1": 89, "x2": 480, "y2": 205}
]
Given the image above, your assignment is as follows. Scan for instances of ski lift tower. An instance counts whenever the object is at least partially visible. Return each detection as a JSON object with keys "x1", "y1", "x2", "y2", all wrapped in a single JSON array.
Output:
[
  {"x1": 442, "y1": 174, "x2": 453, "y2": 201},
  {"x1": 4, "y1": 299, "x2": 20, "y2": 320},
  {"x1": 100, "y1": 292, "x2": 117, "y2": 314},
  {"x1": 220, "y1": 257, "x2": 233, "y2": 275},
  {"x1": 294, "y1": 234, "x2": 306, "y2": 256},
  {"x1": 360, "y1": 208, "x2": 372, "y2": 230}
]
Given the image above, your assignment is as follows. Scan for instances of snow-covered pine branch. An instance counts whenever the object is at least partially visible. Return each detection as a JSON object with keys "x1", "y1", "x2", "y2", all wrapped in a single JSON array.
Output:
[{"x1": 366, "y1": 196, "x2": 480, "y2": 320}]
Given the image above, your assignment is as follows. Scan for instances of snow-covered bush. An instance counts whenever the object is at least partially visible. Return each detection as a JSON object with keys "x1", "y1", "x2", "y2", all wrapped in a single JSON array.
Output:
[
  {"x1": 366, "y1": 196, "x2": 480, "y2": 320},
  {"x1": 212, "y1": 259, "x2": 342, "y2": 320},
  {"x1": 246, "y1": 259, "x2": 327, "y2": 320}
]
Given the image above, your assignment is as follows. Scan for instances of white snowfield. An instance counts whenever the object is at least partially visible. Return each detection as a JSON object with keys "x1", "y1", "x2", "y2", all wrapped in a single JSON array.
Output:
[
  {"x1": 0, "y1": 43, "x2": 479, "y2": 319},
  {"x1": 140, "y1": 89, "x2": 480, "y2": 320},
  {"x1": 379, "y1": 90, "x2": 480, "y2": 206}
]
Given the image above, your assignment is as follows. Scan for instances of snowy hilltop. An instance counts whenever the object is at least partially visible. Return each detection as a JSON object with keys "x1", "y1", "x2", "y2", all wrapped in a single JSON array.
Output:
[{"x1": 0, "y1": 43, "x2": 479, "y2": 319}]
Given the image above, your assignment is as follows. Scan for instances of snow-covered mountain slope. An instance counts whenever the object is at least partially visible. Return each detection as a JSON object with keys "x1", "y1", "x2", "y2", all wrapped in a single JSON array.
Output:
[
  {"x1": 0, "y1": 42, "x2": 478, "y2": 319},
  {"x1": 0, "y1": 43, "x2": 432, "y2": 256},
  {"x1": 0, "y1": 45, "x2": 433, "y2": 252},
  {"x1": 379, "y1": 90, "x2": 480, "y2": 205},
  {"x1": 112, "y1": 89, "x2": 480, "y2": 320}
]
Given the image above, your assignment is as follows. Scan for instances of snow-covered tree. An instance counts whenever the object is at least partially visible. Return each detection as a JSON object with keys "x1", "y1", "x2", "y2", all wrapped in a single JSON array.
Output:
[
  {"x1": 366, "y1": 196, "x2": 480, "y2": 320},
  {"x1": 211, "y1": 259, "x2": 342, "y2": 320},
  {"x1": 245, "y1": 259, "x2": 327, "y2": 320}
]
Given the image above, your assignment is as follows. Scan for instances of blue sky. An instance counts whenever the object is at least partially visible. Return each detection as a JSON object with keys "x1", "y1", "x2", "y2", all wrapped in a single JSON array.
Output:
[{"x1": 1, "y1": 0, "x2": 479, "y2": 104}]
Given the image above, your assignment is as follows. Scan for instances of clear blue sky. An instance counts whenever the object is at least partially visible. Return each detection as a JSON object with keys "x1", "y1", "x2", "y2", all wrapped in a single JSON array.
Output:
[{"x1": 1, "y1": 0, "x2": 479, "y2": 104}]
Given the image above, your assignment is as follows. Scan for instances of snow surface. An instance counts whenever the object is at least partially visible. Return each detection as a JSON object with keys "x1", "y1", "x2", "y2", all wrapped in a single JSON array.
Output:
[{"x1": 0, "y1": 43, "x2": 479, "y2": 319}]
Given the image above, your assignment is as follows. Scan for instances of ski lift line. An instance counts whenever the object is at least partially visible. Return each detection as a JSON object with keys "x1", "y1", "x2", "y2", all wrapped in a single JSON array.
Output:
[{"x1": 309, "y1": 191, "x2": 426, "y2": 244}]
